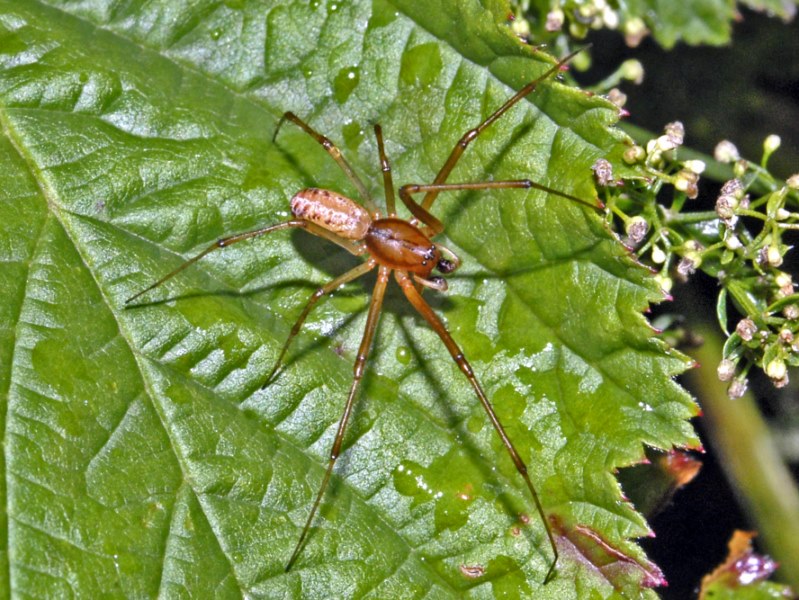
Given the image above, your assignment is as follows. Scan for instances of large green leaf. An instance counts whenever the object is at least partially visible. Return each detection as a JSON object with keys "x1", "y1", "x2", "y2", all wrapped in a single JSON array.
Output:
[
  {"x1": 0, "y1": 0, "x2": 698, "y2": 597},
  {"x1": 524, "y1": 0, "x2": 797, "y2": 49},
  {"x1": 626, "y1": 0, "x2": 736, "y2": 47},
  {"x1": 633, "y1": 0, "x2": 797, "y2": 48}
]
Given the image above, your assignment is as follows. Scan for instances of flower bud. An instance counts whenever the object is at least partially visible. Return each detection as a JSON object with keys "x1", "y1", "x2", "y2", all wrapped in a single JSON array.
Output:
[
  {"x1": 675, "y1": 169, "x2": 699, "y2": 199},
  {"x1": 654, "y1": 273, "x2": 672, "y2": 293},
  {"x1": 654, "y1": 122, "x2": 684, "y2": 152},
  {"x1": 715, "y1": 194, "x2": 736, "y2": 220},
  {"x1": 620, "y1": 59, "x2": 644, "y2": 84},
  {"x1": 727, "y1": 377, "x2": 748, "y2": 399},
  {"x1": 775, "y1": 272, "x2": 792, "y2": 290},
  {"x1": 714, "y1": 140, "x2": 740, "y2": 163},
  {"x1": 766, "y1": 358, "x2": 787, "y2": 381},
  {"x1": 717, "y1": 359, "x2": 736, "y2": 382},
  {"x1": 733, "y1": 160, "x2": 748, "y2": 179},
  {"x1": 592, "y1": 159, "x2": 614, "y2": 186},
  {"x1": 608, "y1": 88, "x2": 628, "y2": 108},
  {"x1": 645, "y1": 138, "x2": 662, "y2": 165},
  {"x1": 651, "y1": 245, "x2": 666, "y2": 264},
  {"x1": 545, "y1": 9, "x2": 564, "y2": 31},
  {"x1": 725, "y1": 235, "x2": 743, "y2": 250},
  {"x1": 736, "y1": 318, "x2": 757, "y2": 341},
  {"x1": 767, "y1": 245, "x2": 783, "y2": 267},
  {"x1": 576, "y1": 3, "x2": 598, "y2": 22},
  {"x1": 677, "y1": 254, "x2": 700, "y2": 277},
  {"x1": 625, "y1": 216, "x2": 649, "y2": 244},
  {"x1": 773, "y1": 373, "x2": 789, "y2": 388},
  {"x1": 623, "y1": 144, "x2": 645, "y2": 164},
  {"x1": 601, "y1": 5, "x2": 619, "y2": 28},
  {"x1": 683, "y1": 160, "x2": 706, "y2": 174},
  {"x1": 623, "y1": 17, "x2": 648, "y2": 47},
  {"x1": 720, "y1": 179, "x2": 744, "y2": 199},
  {"x1": 511, "y1": 17, "x2": 531, "y2": 39},
  {"x1": 787, "y1": 174, "x2": 799, "y2": 190},
  {"x1": 763, "y1": 134, "x2": 781, "y2": 154}
]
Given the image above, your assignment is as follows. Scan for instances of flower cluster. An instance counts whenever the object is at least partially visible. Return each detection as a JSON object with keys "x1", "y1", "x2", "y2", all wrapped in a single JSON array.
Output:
[
  {"x1": 510, "y1": 0, "x2": 647, "y2": 46},
  {"x1": 595, "y1": 125, "x2": 799, "y2": 398}
]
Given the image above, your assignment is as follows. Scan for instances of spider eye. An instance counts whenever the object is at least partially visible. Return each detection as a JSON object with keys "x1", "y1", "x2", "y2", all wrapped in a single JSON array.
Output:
[{"x1": 436, "y1": 259, "x2": 456, "y2": 274}]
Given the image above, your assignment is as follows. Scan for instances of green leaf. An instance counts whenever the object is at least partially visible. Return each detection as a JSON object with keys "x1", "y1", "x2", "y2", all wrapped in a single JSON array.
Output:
[
  {"x1": 623, "y1": 0, "x2": 797, "y2": 48},
  {"x1": 740, "y1": 0, "x2": 798, "y2": 22},
  {"x1": 0, "y1": 0, "x2": 698, "y2": 597},
  {"x1": 523, "y1": 0, "x2": 797, "y2": 48},
  {"x1": 625, "y1": 0, "x2": 736, "y2": 47}
]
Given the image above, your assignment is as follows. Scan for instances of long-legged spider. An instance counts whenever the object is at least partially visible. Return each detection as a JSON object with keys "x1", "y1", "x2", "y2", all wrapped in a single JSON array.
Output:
[{"x1": 127, "y1": 47, "x2": 598, "y2": 583}]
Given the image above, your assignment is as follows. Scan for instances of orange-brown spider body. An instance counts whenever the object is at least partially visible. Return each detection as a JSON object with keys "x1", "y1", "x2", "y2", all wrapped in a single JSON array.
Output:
[
  {"x1": 364, "y1": 217, "x2": 441, "y2": 277},
  {"x1": 290, "y1": 187, "x2": 370, "y2": 240},
  {"x1": 291, "y1": 187, "x2": 442, "y2": 278},
  {"x1": 126, "y1": 47, "x2": 596, "y2": 585}
]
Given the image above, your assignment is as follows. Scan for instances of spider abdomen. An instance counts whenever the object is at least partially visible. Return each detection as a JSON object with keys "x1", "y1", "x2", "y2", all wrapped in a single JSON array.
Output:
[
  {"x1": 365, "y1": 218, "x2": 439, "y2": 276},
  {"x1": 291, "y1": 188, "x2": 371, "y2": 240}
]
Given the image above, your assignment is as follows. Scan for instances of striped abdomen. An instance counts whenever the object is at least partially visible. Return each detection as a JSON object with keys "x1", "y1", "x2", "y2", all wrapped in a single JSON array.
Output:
[{"x1": 290, "y1": 188, "x2": 371, "y2": 240}]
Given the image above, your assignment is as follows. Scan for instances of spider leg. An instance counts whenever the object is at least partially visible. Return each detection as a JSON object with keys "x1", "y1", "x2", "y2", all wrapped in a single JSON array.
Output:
[
  {"x1": 400, "y1": 179, "x2": 599, "y2": 237},
  {"x1": 285, "y1": 265, "x2": 391, "y2": 572},
  {"x1": 394, "y1": 269, "x2": 559, "y2": 584},
  {"x1": 374, "y1": 124, "x2": 396, "y2": 216},
  {"x1": 274, "y1": 112, "x2": 379, "y2": 215},
  {"x1": 264, "y1": 259, "x2": 377, "y2": 386},
  {"x1": 412, "y1": 274, "x2": 447, "y2": 292},
  {"x1": 420, "y1": 47, "x2": 586, "y2": 214},
  {"x1": 399, "y1": 180, "x2": 535, "y2": 236},
  {"x1": 125, "y1": 220, "x2": 311, "y2": 304}
]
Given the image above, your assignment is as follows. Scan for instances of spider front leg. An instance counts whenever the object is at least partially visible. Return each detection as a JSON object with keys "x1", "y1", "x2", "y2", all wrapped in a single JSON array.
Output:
[
  {"x1": 399, "y1": 179, "x2": 600, "y2": 238},
  {"x1": 419, "y1": 47, "x2": 587, "y2": 214},
  {"x1": 399, "y1": 180, "x2": 537, "y2": 237},
  {"x1": 395, "y1": 269, "x2": 560, "y2": 584},
  {"x1": 125, "y1": 221, "x2": 310, "y2": 304},
  {"x1": 285, "y1": 265, "x2": 391, "y2": 571},
  {"x1": 124, "y1": 219, "x2": 367, "y2": 305}
]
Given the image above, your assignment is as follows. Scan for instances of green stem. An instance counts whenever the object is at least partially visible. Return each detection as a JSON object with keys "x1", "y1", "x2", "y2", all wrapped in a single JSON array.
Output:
[
  {"x1": 685, "y1": 327, "x2": 799, "y2": 590},
  {"x1": 666, "y1": 211, "x2": 719, "y2": 224}
]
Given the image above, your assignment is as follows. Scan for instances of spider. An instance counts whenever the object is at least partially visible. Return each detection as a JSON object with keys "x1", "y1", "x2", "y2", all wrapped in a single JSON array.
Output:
[{"x1": 127, "y1": 47, "x2": 598, "y2": 584}]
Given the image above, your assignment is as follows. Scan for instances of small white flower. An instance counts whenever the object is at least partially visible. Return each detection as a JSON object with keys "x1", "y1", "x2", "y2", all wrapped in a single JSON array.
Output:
[
  {"x1": 592, "y1": 159, "x2": 614, "y2": 186},
  {"x1": 736, "y1": 318, "x2": 757, "y2": 342},
  {"x1": 625, "y1": 216, "x2": 649, "y2": 244},
  {"x1": 728, "y1": 378, "x2": 748, "y2": 399},
  {"x1": 717, "y1": 359, "x2": 736, "y2": 382},
  {"x1": 714, "y1": 140, "x2": 740, "y2": 163},
  {"x1": 766, "y1": 358, "x2": 787, "y2": 381},
  {"x1": 683, "y1": 160, "x2": 706, "y2": 175},
  {"x1": 763, "y1": 134, "x2": 781, "y2": 154},
  {"x1": 725, "y1": 235, "x2": 743, "y2": 250},
  {"x1": 767, "y1": 245, "x2": 783, "y2": 267}
]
